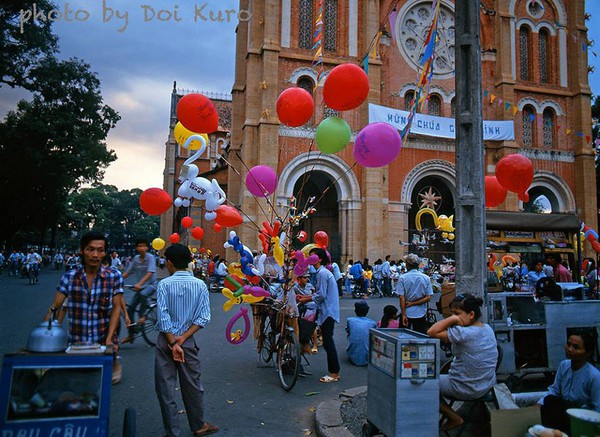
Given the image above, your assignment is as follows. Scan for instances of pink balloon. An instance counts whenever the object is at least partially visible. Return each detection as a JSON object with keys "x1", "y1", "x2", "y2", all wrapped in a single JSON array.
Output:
[
  {"x1": 353, "y1": 122, "x2": 402, "y2": 168},
  {"x1": 246, "y1": 165, "x2": 278, "y2": 197}
]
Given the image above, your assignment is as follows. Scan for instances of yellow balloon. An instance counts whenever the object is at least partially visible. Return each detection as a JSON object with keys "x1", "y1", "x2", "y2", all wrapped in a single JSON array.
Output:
[
  {"x1": 448, "y1": 233, "x2": 455, "y2": 241},
  {"x1": 301, "y1": 243, "x2": 318, "y2": 257},
  {"x1": 152, "y1": 238, "x2": 166, "y2": 251},
  {"x1": 192, "y1": 248, "x2": 197, "y2": 253},
  {"x1": 174, "y1": 122, "x2": 209, "y2": 151},
  {"x1": 272, "y1": 236, "x2": 285, "y2": 266},
  {"x1": 227, "y1": 262, "x2": 244, "y2": 278},
  {"x1": 415, "y1": 208, "x2": 438, "y2": 231}
]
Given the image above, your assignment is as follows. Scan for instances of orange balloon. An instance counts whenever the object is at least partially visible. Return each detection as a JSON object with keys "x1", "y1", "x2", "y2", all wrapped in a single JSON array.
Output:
[
  {"x1": 495, "y1": 154, "x2": 534, "y2": 194},
  {"x1": 140, "y1": 188, "x2": 172, "y2": 216},
  {"x1": 213, "y1": 223, "x2": 223, "y2": 233},
  {"x1": 215, "y1": 205, "x2": 243, "y2": 227},
  {"x1": 484, "y1": 176, "x2": 507, "y2": 208}
]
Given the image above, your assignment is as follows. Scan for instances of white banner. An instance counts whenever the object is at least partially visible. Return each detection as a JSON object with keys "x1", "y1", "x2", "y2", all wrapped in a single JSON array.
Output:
[{"x1": 368, "y1": 103, "x2": 515, "y2": 141}]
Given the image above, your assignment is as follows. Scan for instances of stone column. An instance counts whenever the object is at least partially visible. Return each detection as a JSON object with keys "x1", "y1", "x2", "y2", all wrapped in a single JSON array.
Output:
[{"x1": 454, "y1": 0, "x2": 486, "y2": 301}]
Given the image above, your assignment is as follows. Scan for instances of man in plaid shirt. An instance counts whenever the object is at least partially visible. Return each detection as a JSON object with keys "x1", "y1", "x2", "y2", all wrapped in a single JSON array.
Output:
[{"x1": 45, "y1": 231, "x2": 124, "y2": 382}]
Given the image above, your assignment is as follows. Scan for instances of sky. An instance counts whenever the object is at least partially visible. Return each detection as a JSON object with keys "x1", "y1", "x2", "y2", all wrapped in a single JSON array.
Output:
[{"x1": 1, "y1": 1, "x2": 600, "y2": 191}]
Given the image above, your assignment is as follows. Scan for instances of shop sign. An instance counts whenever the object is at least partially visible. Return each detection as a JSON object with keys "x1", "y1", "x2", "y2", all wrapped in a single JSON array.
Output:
[
  {"x1": 504, "y1": 231, "x2": 535, "y2": 239},
  {"x1": 486, "y1": 230, "x2": 501, "y2": 237},
  {"x1": 509, "y1": 244, "x2": 542, "y2": 253}
]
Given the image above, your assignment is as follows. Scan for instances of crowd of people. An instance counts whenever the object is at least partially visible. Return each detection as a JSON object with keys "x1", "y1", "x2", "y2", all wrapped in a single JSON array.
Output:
[{"x1": 6, "y1": 232, "x2": 597, "y2": 437}]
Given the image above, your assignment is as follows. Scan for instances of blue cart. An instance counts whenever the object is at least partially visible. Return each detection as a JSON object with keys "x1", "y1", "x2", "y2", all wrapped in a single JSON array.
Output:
[{"x1": 0, "y1": 352, "x2": 135, "y2": 437}]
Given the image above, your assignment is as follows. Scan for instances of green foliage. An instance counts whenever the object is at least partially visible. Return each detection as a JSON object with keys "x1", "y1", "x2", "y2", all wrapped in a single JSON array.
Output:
[
  {"x1": 0, "y1": 0, "x2": 59, "y2": 90},
  {"x1": 0, "y1": 57, "x2": 120, "y2": 247},
  {"x1": 58, "y1": 185, "x2": 160, "y2": 251}
]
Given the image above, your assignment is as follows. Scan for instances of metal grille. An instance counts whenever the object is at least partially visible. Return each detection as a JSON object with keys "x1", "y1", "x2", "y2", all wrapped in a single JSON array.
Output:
[
  {"x1": 451, "y1": 98, "x2": 456, "y2": 117},
  {"x1": 520, "y1": 27, "x2": 529, "y2": 81},
  {"x1": 539, "y1": 29, "x2": 548, "y2": 83},
  {"x1": 428, "y1": 95, "x2": 441, "y2": 116},
  {"x1": 522, "y1": 106, "x2": 534, "y2": 146},
  {"x1": 542, "y1": 109, "x2": 554, "y2": 148},
  {"x1": 324, "y1": 106, "x2": 339, "y2": 118},
  {"x1": 297, "y1": 76, "x2": 314, "y2": 95},
  {"x1": 324, "y1": 0, "x2": 337, "y2": 52},
  {"x1": 299, "y1": 0, "x2": 313, "y2": 50},
  {"x1": 404, "y1": 91, "x2": 415, "y2": 110}
]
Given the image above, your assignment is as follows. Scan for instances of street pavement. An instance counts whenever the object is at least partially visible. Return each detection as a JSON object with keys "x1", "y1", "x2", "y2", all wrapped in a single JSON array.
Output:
[{"x1": 0, "y1": 268, "x2": 400, "y2": 436}]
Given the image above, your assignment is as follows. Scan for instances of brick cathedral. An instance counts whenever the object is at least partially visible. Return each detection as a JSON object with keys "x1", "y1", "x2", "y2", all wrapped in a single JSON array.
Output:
[{"x1": 163, "y1": 0, "x2": 597, "y2": 265}]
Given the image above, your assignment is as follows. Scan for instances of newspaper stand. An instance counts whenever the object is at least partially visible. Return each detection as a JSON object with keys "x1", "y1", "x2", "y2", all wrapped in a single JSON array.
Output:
[
  {"x1": 0, "y1": 352, "x2": 115, "y2": 437},
  {"x1": 364, "y1": 328, "x2": 440, "y2": 437}
]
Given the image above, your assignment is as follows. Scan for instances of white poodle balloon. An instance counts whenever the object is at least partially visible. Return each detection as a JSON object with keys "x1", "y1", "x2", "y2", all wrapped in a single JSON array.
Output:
[{"x1": 174, "y1": 134, "x2": 226, "y2": 221}]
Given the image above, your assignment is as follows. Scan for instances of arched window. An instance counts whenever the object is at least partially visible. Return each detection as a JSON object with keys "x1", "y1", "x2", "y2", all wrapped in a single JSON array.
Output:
[
  {"x1": 428, "y1": 95, "x2": 442, "y2": 116},
  {"x1": 404, "y1": 91, "x2": 415, "y2": 111},
  {"x1": 519, "y1": 26, "x2": 531, "y2": 81},
  {"x1": 542, "y1": 108, "x2": 556, "y2": 148},
  {"x1": 324, "y1": 0, "x2": 337, "y2": 52},
  {"x1": 539, "y1": 28, "x2": 549, "y2": 83},
  {"x1": 299, "y1": 0, "x2": 313, "y2": 50},
  {"x1": 297, "y1": 76, "x2": 314, "y2": 96},
  {"x1": 522, "y1": 105, "x2": 535, "y2": 146},
  {"x1": 450, "y1": 98, "x2": 456, "y2": 117}
]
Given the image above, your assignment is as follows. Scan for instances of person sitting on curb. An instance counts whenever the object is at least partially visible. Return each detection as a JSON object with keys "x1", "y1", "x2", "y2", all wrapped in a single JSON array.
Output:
[{"x1": 346, "y1": 301, "x2": 377, "y2": 366}]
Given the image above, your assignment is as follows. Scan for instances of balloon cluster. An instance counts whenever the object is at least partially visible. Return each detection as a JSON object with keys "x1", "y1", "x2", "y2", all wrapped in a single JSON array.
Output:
[
  {"x1": 485, "y1": 154, "x2": 534, "y2": 207},
  {"x1": 582, "y1": 223, "x2": 600, "y2": 253}
]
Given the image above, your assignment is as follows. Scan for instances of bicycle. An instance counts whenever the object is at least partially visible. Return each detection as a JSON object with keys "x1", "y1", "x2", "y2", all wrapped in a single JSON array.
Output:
[
  {"x1": 26, "y1": 263, "x2": 39, "y2": 285},
  {"x1": 121, "y1": 286, "x2": 159, "y2": 347},
  {"x1": 253, "y1": 298, "x2": 301, "y2": 391}
]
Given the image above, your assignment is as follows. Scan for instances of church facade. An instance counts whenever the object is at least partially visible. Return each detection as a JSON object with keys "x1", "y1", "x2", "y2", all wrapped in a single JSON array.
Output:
[{"x1": 170, "y1": 0, "x2": 596, "y2": 264}]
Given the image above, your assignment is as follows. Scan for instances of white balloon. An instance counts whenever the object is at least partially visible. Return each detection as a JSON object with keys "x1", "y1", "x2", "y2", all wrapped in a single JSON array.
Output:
[
  {"x1": 205, "y1": 211, "x2": 217, "y2": 221},
  {"x1": 182, "y1": 199, "x2": 190, "y2": 207},
  {"x1": 174, "y1": 198, "x2": 183, "y2": 207}
]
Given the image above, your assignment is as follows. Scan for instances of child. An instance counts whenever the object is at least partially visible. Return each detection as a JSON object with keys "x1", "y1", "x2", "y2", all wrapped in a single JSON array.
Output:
[{"x1": 377, "y1": 305, "x2": 400, "y2": 328}]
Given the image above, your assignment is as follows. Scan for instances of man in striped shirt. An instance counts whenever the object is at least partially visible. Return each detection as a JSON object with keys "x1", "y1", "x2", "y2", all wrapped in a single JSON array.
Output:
[{"x1": 155, "y1": 244, "x2": 218, "y2": 437}]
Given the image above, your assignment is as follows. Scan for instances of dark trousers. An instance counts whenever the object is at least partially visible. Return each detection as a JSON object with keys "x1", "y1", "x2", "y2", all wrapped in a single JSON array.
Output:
[
  {"x1": 320, "y1": 317, "x2": 340, "y2": 374},
  {"x1": 336, "y1": 278, "x2": 343, "y2": 297},
  {"x1": 383, "y1": 277, "x2": 392, "y2": 296},
  {"x1": 155, "y1": 334, "x2": 205, "y2": 437},
  {"x1": 541, "y1": 395, "x2": 573, "y2": 435},
  {"x1": 406, "y1": 315, "x2": 428, "y2": 334},
  {"x1": 127, "y1": 285, "x2": 155, "y2": 335}
]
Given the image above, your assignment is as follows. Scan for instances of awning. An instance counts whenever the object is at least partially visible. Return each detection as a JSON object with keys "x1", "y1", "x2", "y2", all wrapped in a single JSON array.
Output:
[{"x1": 485, "y1": 211, "x2": 581, "y2": 232}]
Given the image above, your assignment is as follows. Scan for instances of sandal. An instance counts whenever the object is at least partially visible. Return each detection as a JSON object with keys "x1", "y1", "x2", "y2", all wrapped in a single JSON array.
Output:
[
  {"x1": 194, "y1": 422, "x2": 219, "y2": 436},
  {"x1": 120, "y1": 336, "x2": 134, "y2": 344},
  {"x1": 311, "y1": 347, "x2": 318, "y2": 355},
  {"x1": 319, "y1": 374, "x2": 340, "y2": 383}
]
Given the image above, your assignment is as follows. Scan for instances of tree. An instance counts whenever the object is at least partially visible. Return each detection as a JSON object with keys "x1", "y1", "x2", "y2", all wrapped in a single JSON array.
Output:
[
  {"x1": 0, "y1": 0, "x2": 59, "y2": 90},
  {"x1": 0, "y1": 57, "x2": 120, "y2": 248}
]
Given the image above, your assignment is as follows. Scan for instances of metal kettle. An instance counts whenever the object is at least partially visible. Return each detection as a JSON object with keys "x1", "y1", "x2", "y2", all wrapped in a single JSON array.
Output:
[{"x1": 27, "y1": 308, "x2": 68, "y2": 352}]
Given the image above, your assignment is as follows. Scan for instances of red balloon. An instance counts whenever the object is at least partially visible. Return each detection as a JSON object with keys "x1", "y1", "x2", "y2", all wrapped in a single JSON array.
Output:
[
  {"x1": 140, "y1": 188, "x2": 172, "y2": 216},
  {"x1": 199, "y1": 247, "x2": 206, "y2": 253},
  {"x1": 495, "y1": 154, "x2": 534, "y2": 194},
  {"x1": 181, "y1": 216, "x2": 193, "y2": 228},
  {"x1": 276, "y1": 87, "x2": 314, "y2": 127},
  {"x1": 323, "y1": 63, "x2": 370, "y2": 111},
  {"x1": 215, "y1": 205, "x2": 243, "y2": 227},
  {"x1": 518, "y1": 192, "x2": 530, "y2": 203},
  {"x1": 484, "y1": 176, "x2": 507, "y2": 208},
  {"x1": 592, "y1": 241, "x2": 600, "y2": 253},
  {"x1": 297, "y1": 230, "x2": 307, "y2": 242},
  {"x1": 224, "y1": 275, "x2": 243, "y2": 290},
  {"x1": 314, "y1": 231, "x2": 329, "y2": 248},
  {"x1": 213, "y1": 223, "x2": 222, "y2": 233},
  {"x1": 176, "y1": 93, "x2": 219, "y2": 133},
  {"x1": 169, "y1": 233, "x2": 180, "y2": 244},
  {"x1": 191, "y1": 227, "x2": 204, "y2": 240}
]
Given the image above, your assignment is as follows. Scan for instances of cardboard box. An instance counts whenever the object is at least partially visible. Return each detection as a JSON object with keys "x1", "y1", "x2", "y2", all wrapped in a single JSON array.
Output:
[{"x1": 491, "y1": 406, "x2": 541, "y2": 437}]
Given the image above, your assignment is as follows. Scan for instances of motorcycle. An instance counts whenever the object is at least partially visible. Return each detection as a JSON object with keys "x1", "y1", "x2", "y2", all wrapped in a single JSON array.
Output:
[{"x1": 208, "y1": 275, "x2": 225, "y2": 293}]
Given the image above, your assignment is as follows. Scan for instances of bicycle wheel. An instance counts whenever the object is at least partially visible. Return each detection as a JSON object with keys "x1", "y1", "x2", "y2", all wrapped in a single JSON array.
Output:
[
  {"x1": 259, "y1": 321, "x2": 274, "y2": 364},
  {"x1": 277, "y1": 330, "x2": 300, "y2": 391},
  {"x1": 28, "y1": 268, "x2": 35, "y2": 285},
  {"x1": 140, "y1": 305, "x2": 159, "y2": 347}
]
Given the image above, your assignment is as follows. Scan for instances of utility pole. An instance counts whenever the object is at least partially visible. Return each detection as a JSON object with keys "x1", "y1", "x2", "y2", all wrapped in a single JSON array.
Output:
[{"x1": 454, "y1": 0, "x2": 486, "y2": 303}]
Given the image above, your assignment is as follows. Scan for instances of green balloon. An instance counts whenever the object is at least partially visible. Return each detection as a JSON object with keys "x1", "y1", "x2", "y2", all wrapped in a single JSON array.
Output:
[{"x1": 315, "y1": 117, "x2": 351, "y2": 154}]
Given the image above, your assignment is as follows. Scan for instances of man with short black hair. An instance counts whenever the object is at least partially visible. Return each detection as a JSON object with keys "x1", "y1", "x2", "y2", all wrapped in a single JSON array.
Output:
[
  {"x1": 155, "y1": 243, "x2": 218, "y2": 437},
  {"x1": 44, "y1": 231, "x2": 124, "y2": 382},
  {"x1": 346, "y1": 301, "x2": 377, "y2": 366},
  {"x1": 546, "y1": 253, "x2": 573, "y2": 282},
  {"x1": 397, "y1": 253, "x2": 433, "y2": 333}
]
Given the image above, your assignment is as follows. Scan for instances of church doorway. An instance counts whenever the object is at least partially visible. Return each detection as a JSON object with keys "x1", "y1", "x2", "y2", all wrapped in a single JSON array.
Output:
[
  {"x1": 407, "y1": 176, "x2": 455, "y2": 263},
  {"x1": 293, "y1": 171, "x2": 340, "y2": 262}
]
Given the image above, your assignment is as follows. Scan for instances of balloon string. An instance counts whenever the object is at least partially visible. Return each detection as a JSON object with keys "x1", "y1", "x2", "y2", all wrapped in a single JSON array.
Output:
[
  {"x1": 220, "y1": 153, "x2": 282, "y2": 228},
  {"x1": 310, "y1": 161, "x2": 358, "y2": 212}
]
